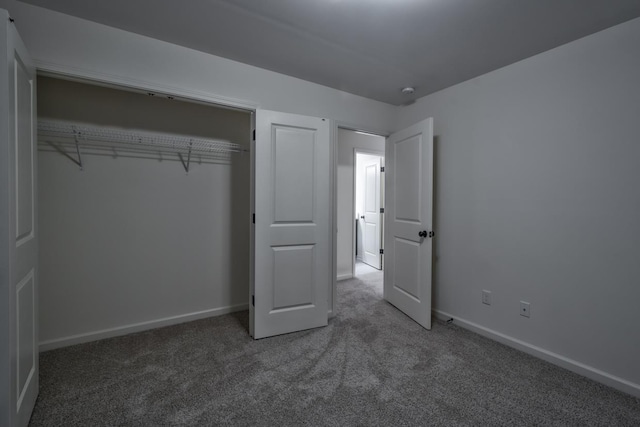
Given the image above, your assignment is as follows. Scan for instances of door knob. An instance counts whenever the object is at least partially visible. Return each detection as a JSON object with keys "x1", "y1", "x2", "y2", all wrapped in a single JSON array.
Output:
[{"x1": 418, "y1": 230, "x2": 428, "y2": 238}]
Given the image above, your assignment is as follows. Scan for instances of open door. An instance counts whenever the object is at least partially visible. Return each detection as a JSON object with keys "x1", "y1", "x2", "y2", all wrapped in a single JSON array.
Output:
[
  {"x1": 0, "y1": 11, "x2": 39, "y2": 427},
  {"x1": 383, "y1": 118, "x2": 434, "y2": 329},
  {"x1": 361, "y1": 156, "x2": 382, "y2": 269},
  {"x1": 252, "y1": 110, "x2": 330, "y2": 339}
]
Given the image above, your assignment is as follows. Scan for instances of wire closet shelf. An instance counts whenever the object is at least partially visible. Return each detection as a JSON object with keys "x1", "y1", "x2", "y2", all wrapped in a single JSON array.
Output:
[{"x1": 38, "y1": 120, "x2": 248, "y2": 172}]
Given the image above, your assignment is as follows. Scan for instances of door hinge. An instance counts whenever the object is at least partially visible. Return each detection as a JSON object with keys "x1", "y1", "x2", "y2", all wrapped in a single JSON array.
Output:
[
  {"x1": 379, "y1": 249, "x2": 384, "y2": 254},
  {"x1": 429, "y1": 230, "x2": 435, "y2": 238},
  {"x1": 252, "y1": 295, "x2": 255, "y2": 306},
  {"x1": 380, "y1": 166, "x2": 385, "y2": 172},
  {"x1": 252, "y1": 213, "x2": 255, "y2": 224},
  {"x1": 252, "y1": 129, "x2": 256, "y2": 141},
  {"x1": 380, "y1": 208, "x2": 384, "y2": 214}
]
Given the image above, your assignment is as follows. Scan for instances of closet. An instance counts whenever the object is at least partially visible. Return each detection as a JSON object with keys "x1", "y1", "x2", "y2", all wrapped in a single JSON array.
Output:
[{"x1": 36, "y1": 76, "x2": 251, "y2": 348}]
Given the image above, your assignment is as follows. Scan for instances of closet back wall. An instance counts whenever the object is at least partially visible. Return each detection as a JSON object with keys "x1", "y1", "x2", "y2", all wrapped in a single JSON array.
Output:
[{"x1": 37, "y1": 76, "x2": 250, "y2": 349}]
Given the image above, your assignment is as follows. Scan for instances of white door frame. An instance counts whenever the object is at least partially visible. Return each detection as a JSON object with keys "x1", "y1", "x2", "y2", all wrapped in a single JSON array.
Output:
[
  {"x1": 28, "y1": 66, "x2": 264, "y2": 339},
  {"x1": 352, "y1": 148, "x2": 385, "y2": 276}
]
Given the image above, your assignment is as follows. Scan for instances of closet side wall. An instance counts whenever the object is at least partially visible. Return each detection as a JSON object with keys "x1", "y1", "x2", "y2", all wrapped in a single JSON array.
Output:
[{"x1": 38, "y1": 77, "x2": 250, "y2": 348}]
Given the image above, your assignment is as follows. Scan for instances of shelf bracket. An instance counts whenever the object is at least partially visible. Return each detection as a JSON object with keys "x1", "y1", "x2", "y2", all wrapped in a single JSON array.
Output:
[
  {"x1": 74, "y1": 131, "x2": 83, "y2": 170},
  {"x1": 178, "y1": 140, "x2": 193, "y2": 174},
  {"x1": 45, "y1": 136, "x2": 83, "y2": 170}
]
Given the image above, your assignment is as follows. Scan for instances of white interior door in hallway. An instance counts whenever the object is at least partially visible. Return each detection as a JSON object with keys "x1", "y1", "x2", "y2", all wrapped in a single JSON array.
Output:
[
  {"x1": 252, "y1": 110, "x2": 330, "y2": 339},
  {"x1": 358, "y1": 153, "x2": 383, "y2": 270},
  {"x1": 0, "y1": 11, "x2": 39, "y2": 427},
  {"x1": 384, "y1": 118, "x2": 434, "y2": 330}
]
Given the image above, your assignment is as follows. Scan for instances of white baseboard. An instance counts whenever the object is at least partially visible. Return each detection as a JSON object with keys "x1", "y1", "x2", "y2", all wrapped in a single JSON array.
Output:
[
  {"x1": 337, "y1": 273, "x2": 353, "y2": 281},
  {"x1": 433, "y1": 309, "x2": 640, "y2": 398},
  {"x1": 39, "y1": 303, "x2": 249, "y2": 352}
]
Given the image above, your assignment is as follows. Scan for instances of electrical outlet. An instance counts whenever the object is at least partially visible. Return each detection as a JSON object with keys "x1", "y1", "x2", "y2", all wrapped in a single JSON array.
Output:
[
  {"x1": 482, "y1": 290, "x2": 492, "y2": 305},
  {"x1": 520, "y1": 301, "x2": 531, "y2": 318}
]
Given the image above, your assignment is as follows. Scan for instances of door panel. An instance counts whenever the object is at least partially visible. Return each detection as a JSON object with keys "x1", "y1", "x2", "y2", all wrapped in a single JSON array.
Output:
[
  {"x1": 362, "y1": 156, "x2": 381, "y2": 269},
  {"x1": 365, "y1": 165, "x2": 376, "y2": 212},
  {"x1": 394, "y1": 135, "x2": 422, "y2": 222},
  {"x1": 390, "y1": 131, "x2": 429, "y2": 242},
  {"x1": 1, "y1": 11, "x2": 39, "y2": 427},
  {"x1": 253, "y1": 110, "x2": 329, "y2": 339},
  {"x1": 272, "y1": 245, "x2": 314, "y2": 310},
  {"x1": 273, "y1": 127, "x2": 315, "y2": 222},
  {"x1": 15, "y1": 57, "x2": 34, "y2": 244},
  {"x1": 384, "y1": 118, "x2": 433, "y2": 330},
  {"x1": 394, "y1": 238, "x2": 420, "y2": 299}
]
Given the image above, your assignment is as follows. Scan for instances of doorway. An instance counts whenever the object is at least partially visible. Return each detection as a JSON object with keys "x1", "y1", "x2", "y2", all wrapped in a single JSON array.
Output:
[
  {"x1": 336, "y1": 129, "x2": 385, "y2": 285},
  {"x1": 354, "y1": 151, "x2": 385, "y2": 274},
  {"x1": 334, "y1": 120, "x2": 435, "y2": 330}
]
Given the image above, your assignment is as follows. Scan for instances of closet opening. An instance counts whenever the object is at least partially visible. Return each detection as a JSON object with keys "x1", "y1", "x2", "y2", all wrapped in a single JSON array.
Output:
[
  {"x1": 336, "y1": 128, "x2": 385, "y2": 297},
  {"x1": 37, "y1": 75, "x2": 252, "y2": 349}
]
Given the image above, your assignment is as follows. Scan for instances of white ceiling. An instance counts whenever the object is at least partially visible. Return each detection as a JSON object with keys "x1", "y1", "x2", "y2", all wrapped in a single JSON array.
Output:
[{"x1": 18, "y1": 0, "x2": 640, "y2": 105}]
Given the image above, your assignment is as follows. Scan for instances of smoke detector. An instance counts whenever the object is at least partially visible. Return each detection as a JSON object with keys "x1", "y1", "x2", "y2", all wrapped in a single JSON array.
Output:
[{"x1": 401, "y1": 87, "x2": 415, "y2": 94}]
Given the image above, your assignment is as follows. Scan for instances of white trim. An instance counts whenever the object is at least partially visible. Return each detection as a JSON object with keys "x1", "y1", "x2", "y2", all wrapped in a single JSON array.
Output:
[
  {"x1": 337, "y1": 273, "x2": 353, "y2": 281},
  {"x1": 39, "y1": 303, "x2": 249, "y2": 352},
  {"x1": 35, "y1": 60, "x2": 260, "y2": 112},
  {"x1": 329, "y1": 120, "x2": 338, "y2": 318},
  {"x1": 335, "y1": 122, "x2": 389, "y2": 140},
  {"x1": 433, "y1": 309, "x2": 640, "y2": 398}
]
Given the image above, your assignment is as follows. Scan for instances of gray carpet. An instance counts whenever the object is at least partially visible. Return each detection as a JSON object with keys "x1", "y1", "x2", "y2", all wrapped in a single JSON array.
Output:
[{"x1": 30, "y1": 272, "x2": 640, "y2": 426}]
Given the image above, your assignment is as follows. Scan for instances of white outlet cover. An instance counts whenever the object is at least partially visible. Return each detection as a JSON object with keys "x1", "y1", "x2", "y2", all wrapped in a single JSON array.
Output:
[
  {"x1": 520, "y1": 301, "x2": 531, "y2": 318},
  {"x1": 482, "y1": 290, "x2": 491, "y2": 305}
]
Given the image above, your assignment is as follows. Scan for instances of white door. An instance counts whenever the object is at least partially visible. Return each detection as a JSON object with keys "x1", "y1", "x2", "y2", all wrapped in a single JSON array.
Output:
[
  {"x1": 0, "y1": 11, "x2": 39, "y2": 427},
  {"x1": 362, "y1": 156, "x2": 382, "y2": 269},
  {"x1": 384, "y1": 118, "x2": 434, "y2": 329},
  {"x1": 252, "y1": 110, "x2": 330, "y2": 339}
]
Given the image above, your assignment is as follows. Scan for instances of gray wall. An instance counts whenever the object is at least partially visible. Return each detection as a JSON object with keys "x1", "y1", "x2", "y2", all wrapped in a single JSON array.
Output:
[
  {"x1": 397, "y1": 17, "x2": 640, "y2": 388},
  {"x1": 336, "y1": 130, "x2": 384, "y2": 279},
  {"x1": 37, "y1": 77, "x2": 250, "y2": 347}
]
